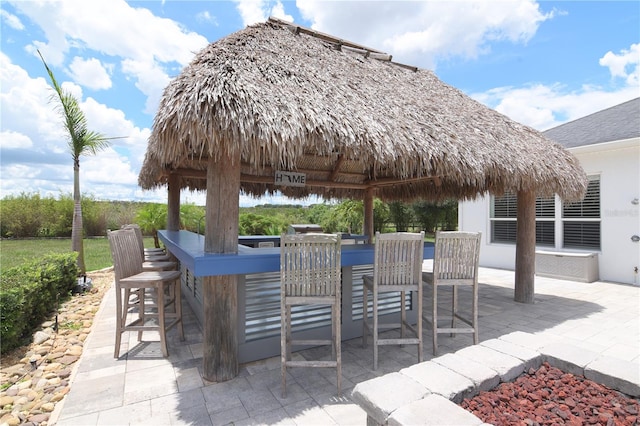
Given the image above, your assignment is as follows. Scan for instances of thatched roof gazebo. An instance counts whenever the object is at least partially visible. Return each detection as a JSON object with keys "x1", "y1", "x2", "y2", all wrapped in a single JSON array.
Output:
[{"x1": 139, "y1": 17, "x2": 586, "y2": 381}]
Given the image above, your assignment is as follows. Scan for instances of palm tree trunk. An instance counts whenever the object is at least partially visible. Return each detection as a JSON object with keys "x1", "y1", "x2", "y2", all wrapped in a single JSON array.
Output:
[{"x1": 72, "y1": 163, "x2": 86, "y2": 274}]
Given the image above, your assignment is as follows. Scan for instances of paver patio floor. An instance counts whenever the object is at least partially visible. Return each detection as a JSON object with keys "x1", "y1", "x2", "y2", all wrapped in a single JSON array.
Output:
[{"x1": 54, "y1": 266, "x2": 640, "y2": 425}]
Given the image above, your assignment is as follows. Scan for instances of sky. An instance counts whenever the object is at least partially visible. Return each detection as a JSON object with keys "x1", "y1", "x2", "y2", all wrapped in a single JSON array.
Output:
[{"x1": 1, "y1": 1, "x2": 638, "y2": 207}]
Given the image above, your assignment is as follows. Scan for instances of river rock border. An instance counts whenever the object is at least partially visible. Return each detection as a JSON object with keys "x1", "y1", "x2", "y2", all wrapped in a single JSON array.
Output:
[{"x1": 351, "y1": 331, "x2": 640, "y2": 426}]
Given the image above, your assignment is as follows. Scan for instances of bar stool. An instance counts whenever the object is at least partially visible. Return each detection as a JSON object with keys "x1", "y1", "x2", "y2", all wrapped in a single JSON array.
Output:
[
  {"x1": 108, "y1": 228, "x2": 184, "y2": 358},
  {"x1": 280, "y1": 232, "x2": 342, "y2": 398},
  {"x1": 121, "y1": 225, "x2": 177, "y2": 331},
  {"x1": 123, "y1": 224, "x2": 172, "y2": 262},
  {"x1": 362, "y1": 231, "x2": 425, "y2": 370},
  {"x1": 422, "y1": 231, "x2": 481, "y2": 355}
]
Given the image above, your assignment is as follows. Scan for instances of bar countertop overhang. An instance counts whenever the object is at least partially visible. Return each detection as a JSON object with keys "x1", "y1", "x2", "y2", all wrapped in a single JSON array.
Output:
[{"x1": 159, "y1": 230, "x2": 435, "y2": 276}]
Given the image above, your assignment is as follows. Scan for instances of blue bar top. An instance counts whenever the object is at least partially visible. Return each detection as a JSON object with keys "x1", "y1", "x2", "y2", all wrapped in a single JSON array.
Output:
[{"x1": 159, "y1": 230, "x2": 434, "y2": 277}]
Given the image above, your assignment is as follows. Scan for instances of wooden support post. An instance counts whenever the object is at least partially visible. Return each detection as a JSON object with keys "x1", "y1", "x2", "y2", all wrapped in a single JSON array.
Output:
[
  {"x1": 202, "y1": 274, "x2": 238, "y2": 381},
  {"x1": 515, "y1": 189, "x2": 536, "y2": 304},
  {"x1": 167, "y1": 174, "x2": 180, "y2": 231},
  {"x1": 363, "y1": 187, "x2": 374, "y2": 243},
  {"x1": 203, "y1": 152, "x2": 240, "y2": 382}
]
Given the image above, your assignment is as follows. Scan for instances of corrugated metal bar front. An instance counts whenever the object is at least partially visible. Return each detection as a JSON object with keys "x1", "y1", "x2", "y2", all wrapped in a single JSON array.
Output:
[{"x1": 244, "y1": 272, "x2": 333, "y2": 342}]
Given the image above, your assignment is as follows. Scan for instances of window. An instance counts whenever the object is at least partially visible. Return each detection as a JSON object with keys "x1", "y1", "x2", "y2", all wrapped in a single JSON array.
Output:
[
  {"x1": 562, "y1": 176, "x2": 600, "y2": 250},
  {"x1": 490, "y1": 192, "x2": 555, "y2": 246},
  {"x1": 490, "y1": 192, "x2": 517, "y2": 244},
  {"x1": 489, "y1": 175, "x2": 601, "y2": 250}
]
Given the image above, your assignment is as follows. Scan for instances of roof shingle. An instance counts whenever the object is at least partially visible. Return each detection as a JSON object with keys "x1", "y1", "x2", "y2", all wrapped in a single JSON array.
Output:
[{"x1": 544, "y1": 97, "x2": 640, "y2": 148}]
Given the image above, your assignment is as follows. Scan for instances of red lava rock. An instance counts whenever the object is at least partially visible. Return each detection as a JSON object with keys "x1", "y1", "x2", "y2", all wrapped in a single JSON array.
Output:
[
  {"x1": 460, "y1": 362, "x2": 640, "y2": 425},
  {"x1": 556, "y1": 408, "x2": 570, "y2": 420},
  {"x1": 528, "y1": 392, "x2": 541, "y2": 402},
  {"x1": 564, "y1": 397, "x2": 576, "y2": 408}
]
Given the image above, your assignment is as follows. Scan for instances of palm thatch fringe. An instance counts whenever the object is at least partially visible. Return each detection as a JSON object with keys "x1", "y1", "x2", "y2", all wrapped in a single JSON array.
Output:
[{"x1": 139, "y1": 18, "x2": 586, "y2": 202}]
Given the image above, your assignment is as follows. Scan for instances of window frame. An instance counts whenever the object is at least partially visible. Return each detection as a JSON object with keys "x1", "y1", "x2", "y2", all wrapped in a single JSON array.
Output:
[
  {"x1": 488, "y1": 175, "x2": 601, "y2": 251},
  {"x1": 561, "y1": 176, "x2": 601, "y2": 250},
  {"x1": 489, "y1": 192, "x2": 555, "y2": 246}
]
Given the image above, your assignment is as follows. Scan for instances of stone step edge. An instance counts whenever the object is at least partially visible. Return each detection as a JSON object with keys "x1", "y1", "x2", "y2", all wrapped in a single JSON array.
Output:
[{"x1": 351, "y1": 331, "x2": 640, "y2": 426}]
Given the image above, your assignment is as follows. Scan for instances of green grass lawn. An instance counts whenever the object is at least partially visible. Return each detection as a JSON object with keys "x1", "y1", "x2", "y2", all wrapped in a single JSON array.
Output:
[{"x1": 0, "y1": 237, "x2": 157, "y2": 272}]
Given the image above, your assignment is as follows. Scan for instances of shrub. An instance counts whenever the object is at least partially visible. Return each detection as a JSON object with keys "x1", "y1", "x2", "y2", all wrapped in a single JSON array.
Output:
[
  {"x1": 0, "y1": 253, "x2": 78, "y2": 354},
  {"x1": 239, "y1": 213, "x2": 285, "y2": 235}
]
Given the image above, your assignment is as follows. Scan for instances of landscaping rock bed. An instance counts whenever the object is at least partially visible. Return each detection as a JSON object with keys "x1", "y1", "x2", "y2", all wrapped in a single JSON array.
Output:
[
  {"x1": 461, "y1": 362, "x2": 639, "y2": 425},
  {"x1": 0, "y1": 269, "x2": 112, "y2": 426}
]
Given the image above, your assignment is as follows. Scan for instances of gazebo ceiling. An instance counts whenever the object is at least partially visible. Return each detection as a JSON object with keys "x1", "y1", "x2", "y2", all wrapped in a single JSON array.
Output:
[{"x1": 139, "y1": 17, "x2": 586, "y2": 202}]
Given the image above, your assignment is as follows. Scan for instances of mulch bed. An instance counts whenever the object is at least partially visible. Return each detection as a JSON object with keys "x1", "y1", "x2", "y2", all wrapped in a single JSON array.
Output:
[{"x1": 460, "y1": 362, "x2": 639, "y2": 425}]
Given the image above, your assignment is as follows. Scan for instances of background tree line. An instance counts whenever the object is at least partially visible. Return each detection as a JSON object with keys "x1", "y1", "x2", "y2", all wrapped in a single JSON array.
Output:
[{"x1": 0, "y1": 192, "x2": 457, "y2": 239}]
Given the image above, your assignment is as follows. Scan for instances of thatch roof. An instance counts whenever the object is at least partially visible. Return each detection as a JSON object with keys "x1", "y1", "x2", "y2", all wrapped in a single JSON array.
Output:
[{"x1": 139, "y1": 17, "x2": 586, "y2": 202}]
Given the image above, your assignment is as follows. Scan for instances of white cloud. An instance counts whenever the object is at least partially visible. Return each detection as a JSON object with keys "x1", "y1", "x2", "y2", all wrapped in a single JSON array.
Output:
[
  {"x1": 82, "y1": 148, "x2": 138, "y2": 185},
  {"x1": 1, "y1": 8, "x2": 24, "y2": 30},
  {"x1": 234, "y1": 0, "x2": 293, "y2": 27},
  {"x1": 196, "y1": 10, "x2": 218, "y2": 26},
  {"x1": 0, "y1": 130, "x2": 33, "y2": 149},
  {"x1": 296, "y1": 0, "x2": 551, "y2": 69},
  {"x1": 0, "y1": 53, "x2": 151, "y2": 201},
  {"x1": 472, "y1": 42, "x2": 640, "y2": 131},
  {"x1": 121, "y1": 58, "x2": 172, "y2": 114},
  {"x1": 599, "y1": 43, "x2": 640, "y2": 86},
  {"x1": 0, "y1": 52, "x2": 65, "y2": 149},
  {"x1": 67, "y1": 57, "x2": 113, "y2": 90},
  {"x1": 10, "y1": 0, "x2": 209, "y2": 115},
  {"x1": 269, "y1": 1, "x2": 293, "y2": 23},
  {"x1": 473, "y1": 82, "x2": 639, "y2": 131}
]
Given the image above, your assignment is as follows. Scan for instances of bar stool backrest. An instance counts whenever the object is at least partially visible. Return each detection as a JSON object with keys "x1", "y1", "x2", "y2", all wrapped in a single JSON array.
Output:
[
  {"x1": 108, "y1": 228, "x2": 144, "y2": 281},
  {"x1": 373, "y1": 231, "x2": 425, "y2": 287},
  {"x1": 433, "y1": 231, "x2": 481, "y2": 284},
  {"x1": 280, "y1": 233, "x2": 341, "y2": 298},
  {"x1": 122, "y1": 224, "x2": 147, "y2": 259}
]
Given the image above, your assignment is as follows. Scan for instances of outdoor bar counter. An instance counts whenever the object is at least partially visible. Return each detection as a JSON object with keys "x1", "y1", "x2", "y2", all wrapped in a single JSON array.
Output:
[{"x1": 159, "y1": 230, "x2": 434, "y2": 363}]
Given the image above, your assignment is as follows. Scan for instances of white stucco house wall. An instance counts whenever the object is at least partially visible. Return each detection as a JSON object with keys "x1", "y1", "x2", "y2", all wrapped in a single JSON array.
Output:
[{"x1": 459, "y1": 98, "x2": 640, "y2": 285}]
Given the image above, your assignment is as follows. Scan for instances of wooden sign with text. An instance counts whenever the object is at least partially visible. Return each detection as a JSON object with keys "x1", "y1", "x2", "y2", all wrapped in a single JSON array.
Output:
[{"x1": 274, "y1": 171, "x2": 306, "y2": 187}]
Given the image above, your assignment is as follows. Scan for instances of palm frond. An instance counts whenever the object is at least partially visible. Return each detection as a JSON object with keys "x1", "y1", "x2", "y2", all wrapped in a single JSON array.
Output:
[{"x1": 38, "y1": 50, "x2": 112, "y2": 159}]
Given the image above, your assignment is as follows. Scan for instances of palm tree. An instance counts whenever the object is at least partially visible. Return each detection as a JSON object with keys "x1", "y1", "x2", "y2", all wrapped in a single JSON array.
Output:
[
  {"x1": 39, "y1": 51, "x2": 112, "y2": 275},
  {"x1": 135, "y1": 203, "x2": 167, "y2": 248}
]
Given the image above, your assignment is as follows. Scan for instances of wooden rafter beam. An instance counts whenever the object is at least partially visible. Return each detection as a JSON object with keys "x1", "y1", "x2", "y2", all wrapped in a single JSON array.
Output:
[
  {"x1": 241, "y1": 174, "x2": 368, "y2": 189},
  {"x1": 167, "y1": 168, "x2": 445, "y2": 190},
  {"x1": 170, "y1": 166, "x2": 365, "y2": 181},
  {"x1": 364, "y1": 174, "x2": 445, "y2": 187},
  {"x1": 181, "y1": 160, "x2": 364, "y2": 180},
  {"x1": 328, "y1": 154, "x2": 345, "y2": 182}
]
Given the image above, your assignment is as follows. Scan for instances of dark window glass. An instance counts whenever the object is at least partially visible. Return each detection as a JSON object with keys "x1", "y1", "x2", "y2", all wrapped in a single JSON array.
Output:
[
  {"x1": 563, "y1": 222, "x2": 600, "y2": 249},
  {"x1": 493, "y1": 192, "x2": 517, "y2": 218},
  {"x1": 535, "y1": 221, "x2": 555, "y2": 246},
  {"x1": 491, "y1": 193, "x2": 555, "y2": 245},
  {"x1": 536, "y1": 196, "x2": 555, "y2": 218},
  {"x1": 563, "y1": 177, "x2": 600, "y2": 250},
  {"x1": 491, "y1": 221, "x2": 516, "y2": 243}
]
